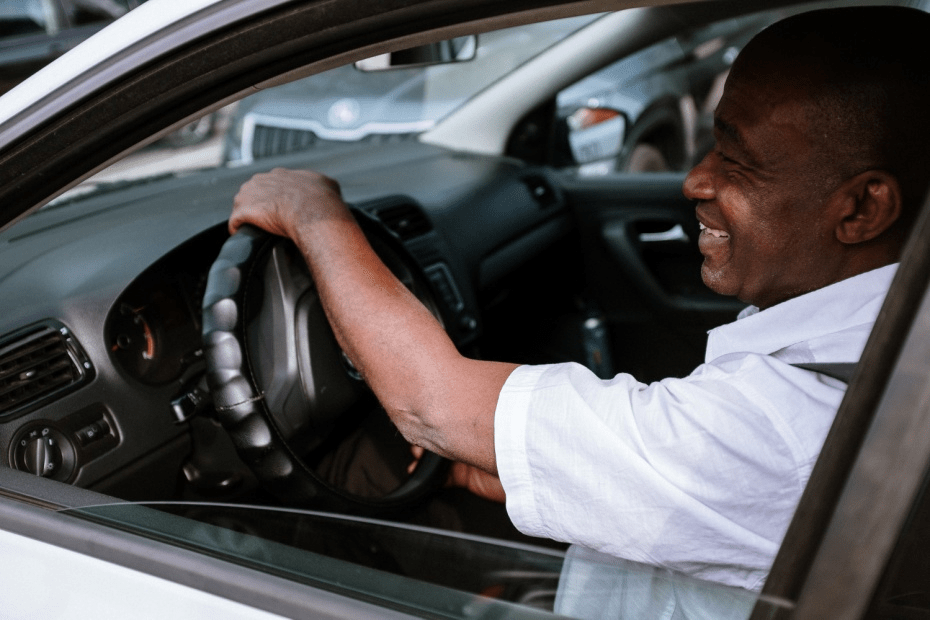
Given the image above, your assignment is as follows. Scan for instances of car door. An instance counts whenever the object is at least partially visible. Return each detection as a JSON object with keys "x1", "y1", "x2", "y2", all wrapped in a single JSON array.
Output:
[
  {"x1": 561, "y1": 172, "x2": 744, "y2": 381},
  {"x1": 548, "y1": 15, "x2": 774, "y2": 382}
]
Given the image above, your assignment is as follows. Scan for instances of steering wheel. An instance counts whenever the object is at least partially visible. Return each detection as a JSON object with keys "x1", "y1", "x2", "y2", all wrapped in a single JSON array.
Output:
[{"x1": 201, "y1": 212, "x2": 447, "y2": 514}]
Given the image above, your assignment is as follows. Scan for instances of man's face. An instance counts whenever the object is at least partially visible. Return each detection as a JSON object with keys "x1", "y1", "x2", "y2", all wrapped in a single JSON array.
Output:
[{"x1": 682, "y1": 61, "x2": 841, "y2": 309}]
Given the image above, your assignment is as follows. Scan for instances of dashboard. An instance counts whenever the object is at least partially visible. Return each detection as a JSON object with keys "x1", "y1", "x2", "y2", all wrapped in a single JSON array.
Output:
[
  {"x1": 0, "y1": 141, "x2": 571, "y2": 500},
  {"x1": 104, "y1": 238, "x2": 210, "y2": 387}
]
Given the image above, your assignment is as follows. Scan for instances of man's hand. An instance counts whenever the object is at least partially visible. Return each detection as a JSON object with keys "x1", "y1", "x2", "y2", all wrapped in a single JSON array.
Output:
[
  {"x1": 409, "y1": 446, "x2": 507, "y2": 504},
  {"x1": 449, "y1": 461, "x2": 507, "y2": 503},
  {"x1": 229, "y1": 168, "x2": 350, "y2": 239},
  {"x1": 229, "y1": 167, "x2": 518, "y2": 476}
]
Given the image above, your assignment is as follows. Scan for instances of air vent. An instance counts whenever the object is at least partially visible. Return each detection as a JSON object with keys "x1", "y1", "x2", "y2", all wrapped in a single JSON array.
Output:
[
  {"x1": 373, "y1": 203, "x2": 434, "y2": 241},
  {"x1": 0, "y1": 322, "x2": 92, "y2": 419}
]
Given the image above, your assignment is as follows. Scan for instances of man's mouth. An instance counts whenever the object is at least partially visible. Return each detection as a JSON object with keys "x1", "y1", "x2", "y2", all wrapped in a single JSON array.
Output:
[{"x1": 699, "y1": 222, "x2": 729, "y2": 238}]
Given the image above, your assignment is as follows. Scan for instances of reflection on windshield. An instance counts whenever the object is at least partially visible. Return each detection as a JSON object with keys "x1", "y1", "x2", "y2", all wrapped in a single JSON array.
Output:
[
  {"x1": 51, "y1": 13, "x2": 602, "y2": 206},
  {"x1": 60, "y1": 502, "x2": 788, "y2": 619},
  {"x1": 224, "y1": 14, "x2": 602, "y2": 166}
]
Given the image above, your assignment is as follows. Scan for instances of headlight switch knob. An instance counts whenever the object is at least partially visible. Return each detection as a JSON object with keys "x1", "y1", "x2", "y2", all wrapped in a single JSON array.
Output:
[
  {"x1": 23, "y1": 433, "x2": 61, "y2": 477},
  {"x1": 10, "y1": 424, "x2": 76, "y2": 482}
]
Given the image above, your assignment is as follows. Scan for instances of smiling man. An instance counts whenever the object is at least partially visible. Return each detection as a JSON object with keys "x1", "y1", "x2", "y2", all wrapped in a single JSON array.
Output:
[
  {"x1": 229, "y1": 6, "x2": 930, "y2": 598},
  {"x1": 685, "y1": 14, "x2": 917, "y2": 309}
]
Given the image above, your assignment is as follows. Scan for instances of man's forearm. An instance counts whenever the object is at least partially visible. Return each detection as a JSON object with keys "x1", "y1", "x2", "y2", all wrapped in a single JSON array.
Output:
[
  {"x1": 230, "y1": 169, "x2": 516, "y2": 474},
  {"x1": 292, "y1": 213, "x2": 515, "y2": 473}
]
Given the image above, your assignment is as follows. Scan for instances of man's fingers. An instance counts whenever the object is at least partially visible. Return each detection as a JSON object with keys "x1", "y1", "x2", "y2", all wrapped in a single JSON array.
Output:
[
  {"x1": 230, "y1": 168, "x2": 350, "y2": 238},
  {"x1": 406, "y1": 444, "x2": 426, "y2": 474}
]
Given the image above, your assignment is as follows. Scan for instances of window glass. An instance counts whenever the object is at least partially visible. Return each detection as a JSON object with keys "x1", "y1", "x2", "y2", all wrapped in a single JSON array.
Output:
[
  {"x1": 866, "y1": 469, "x2": 930, "y2": 617},
  {"x1": 554, "y1": 10, "x2": 783, "y2": 175},
  {"x1": 0, "y1": 7, "x2": 871, "y2": 620},
  {"x1": 62, "y1": 502, "x2": 788, "y2": 619},
  {"x1": 0, "y1": 0, "x2": 49, "y2": 38},
  {"x1": 221, "y1": 14, "x2": 601, "y2": 166},
  {"x1": 64, "y1": 0, "x2": 128, "y2": 27},
  {"x1": 65, "y1": 503, "x2": 567, "y2": 617}
]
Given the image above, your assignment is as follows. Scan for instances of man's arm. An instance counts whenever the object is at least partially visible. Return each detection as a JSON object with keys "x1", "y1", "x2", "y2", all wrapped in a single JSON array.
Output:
[{"x1": 230, "y1": 168, "x2": 518, "y2": 476}]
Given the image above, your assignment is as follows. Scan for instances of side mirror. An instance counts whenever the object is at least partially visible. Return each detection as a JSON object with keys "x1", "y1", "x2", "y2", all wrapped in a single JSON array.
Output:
[
  {"x1": 565, "y1": 107, "x2": 626, "y2": 165},
  {"x1": 355, "y1": 36, "x2": 477, "y2": 71}
]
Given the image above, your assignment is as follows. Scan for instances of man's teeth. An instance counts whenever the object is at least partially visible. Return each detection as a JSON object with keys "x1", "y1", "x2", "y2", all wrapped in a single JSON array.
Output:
[{"x1": 698, "y1": 222, "x2": 729, "y2": 238}]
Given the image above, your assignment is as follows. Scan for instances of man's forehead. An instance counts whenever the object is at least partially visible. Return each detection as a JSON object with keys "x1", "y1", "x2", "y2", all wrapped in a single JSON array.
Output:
[{"x1": 714, "y1": 69, "x2": 817, "y2": 165}]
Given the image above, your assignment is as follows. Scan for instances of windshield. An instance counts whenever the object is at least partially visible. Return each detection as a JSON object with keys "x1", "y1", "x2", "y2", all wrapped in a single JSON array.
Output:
[
  {"x1": 226, "y1": 14, "x2": 601, "y2": 166},
  {"x1": 51, "y1": 13, "x2": 601, "y2": 202}
]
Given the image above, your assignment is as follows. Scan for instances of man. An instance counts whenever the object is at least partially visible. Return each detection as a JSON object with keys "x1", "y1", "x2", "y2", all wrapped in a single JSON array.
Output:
[{"x1": 229, "y1": 6, "x2": 930, "y2": 594}]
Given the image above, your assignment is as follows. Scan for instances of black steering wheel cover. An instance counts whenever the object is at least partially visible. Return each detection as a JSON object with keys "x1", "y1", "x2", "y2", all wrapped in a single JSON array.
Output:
[{"x1": 202, "y1": 217, "x2": 446, "y2": 513}]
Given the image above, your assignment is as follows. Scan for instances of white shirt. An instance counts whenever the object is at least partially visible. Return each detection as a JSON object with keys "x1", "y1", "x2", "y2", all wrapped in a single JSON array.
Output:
[{"x1": 494, "y1": 264, "x2": 897, "y2": 592}]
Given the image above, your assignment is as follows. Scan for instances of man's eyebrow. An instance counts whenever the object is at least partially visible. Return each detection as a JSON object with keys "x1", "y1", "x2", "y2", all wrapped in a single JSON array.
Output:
[
  {"x1": 714, "y1": 116, "x2": 744, "y2": 149},
  {"x1": 714, "y1": 116, "x2": 760, "y2": 167}
]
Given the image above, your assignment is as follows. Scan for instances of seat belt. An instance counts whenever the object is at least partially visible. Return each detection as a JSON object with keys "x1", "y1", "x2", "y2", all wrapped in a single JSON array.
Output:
[{"x1": 791, "y1": 362, "x2": 857, "y2": 384}]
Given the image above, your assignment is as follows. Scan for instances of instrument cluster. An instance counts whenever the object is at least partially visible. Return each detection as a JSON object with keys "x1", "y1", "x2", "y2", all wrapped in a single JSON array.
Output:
[{"x1": 104, "y1": 226, "x2": 228, "y2": 386}]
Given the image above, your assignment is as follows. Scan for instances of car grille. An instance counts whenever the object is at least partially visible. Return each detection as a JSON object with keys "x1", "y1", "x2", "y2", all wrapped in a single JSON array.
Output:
[
  {"x1": 0, "y1": 322, "x2": 92, "y2": 418},
  {"x1": 251, "y1": 125, "x2": 318, "y2": 159},
  {"x1": 249, "y1": 125, "x2": 419, "y2": 160}
]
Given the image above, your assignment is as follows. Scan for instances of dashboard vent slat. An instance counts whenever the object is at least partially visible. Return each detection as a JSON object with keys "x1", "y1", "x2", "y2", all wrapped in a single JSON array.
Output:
[
  {"x1": 372, "y1": 203, "x2": 433, "y2": 241},
  {"x1": 0, "y1": 323, "x2": 92, "y2": 419}
]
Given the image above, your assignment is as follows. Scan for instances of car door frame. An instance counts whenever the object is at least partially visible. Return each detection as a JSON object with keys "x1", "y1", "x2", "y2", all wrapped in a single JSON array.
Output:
[
  {"x1": 751, "y1": 162, "x2": 930, "y2": 619},
  {"x1": 561, "y1": 171, "x2": 746, "y2": 379}
]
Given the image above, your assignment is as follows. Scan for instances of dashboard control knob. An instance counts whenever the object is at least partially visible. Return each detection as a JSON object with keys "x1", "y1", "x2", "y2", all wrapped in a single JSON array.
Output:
[
  {"x1": 10, "y1": 424, "x2": 76, "y2": 482},
  {"x1": 22, "y1": 434, "x2": 61, "y2": 477}
]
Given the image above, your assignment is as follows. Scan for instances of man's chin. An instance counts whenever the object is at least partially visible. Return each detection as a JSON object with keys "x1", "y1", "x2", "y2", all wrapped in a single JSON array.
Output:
[{"x1": 700, "y1": 265, "x2": 740, "y2": 299}]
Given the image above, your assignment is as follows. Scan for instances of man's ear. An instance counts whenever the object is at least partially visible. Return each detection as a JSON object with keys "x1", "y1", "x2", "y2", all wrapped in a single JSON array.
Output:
[{"x1": 833, "y1": 170, "x2": 902, "y2": 245}]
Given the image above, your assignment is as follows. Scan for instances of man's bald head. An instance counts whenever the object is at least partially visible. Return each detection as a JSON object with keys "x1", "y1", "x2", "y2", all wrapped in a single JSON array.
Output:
[
  {"x1": 733, "y1": 6, "x2": 930, "y2": 231},
  {"x1": 684, "y1": 6, "x2": 930, "y2": 308}
]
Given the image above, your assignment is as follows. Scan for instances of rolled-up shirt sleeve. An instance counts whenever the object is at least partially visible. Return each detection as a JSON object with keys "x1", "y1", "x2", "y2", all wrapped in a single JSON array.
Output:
[{"x1": 494, "y1": 357, "x2": 844, "y2": 591}]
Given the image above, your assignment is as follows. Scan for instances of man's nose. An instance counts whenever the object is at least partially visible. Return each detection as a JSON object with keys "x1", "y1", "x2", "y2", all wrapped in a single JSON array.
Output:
[{"x1": 682, "y1": 152, "x2": 715, "y2": 201}]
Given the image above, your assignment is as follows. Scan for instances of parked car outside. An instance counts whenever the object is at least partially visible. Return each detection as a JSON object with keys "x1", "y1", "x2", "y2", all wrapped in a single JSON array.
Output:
[
  {"x1": 0, "y1": 0, "x2": 222, "y2": 147},
  {"x1": 223, "y1": 9, "x2": 780, "y2": 174},
  {"x1": 556, "y1": 9, "x2": 779, "y2": 174},
  {"x1": 221, "y1": 16, "x2": 602, "y2": 166},
  {"x1": 1, "y1": 1, "x2": 930, "y2": 619}
]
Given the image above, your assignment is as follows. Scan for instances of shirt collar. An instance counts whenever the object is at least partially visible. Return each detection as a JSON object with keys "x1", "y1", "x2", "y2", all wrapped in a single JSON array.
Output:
[{"x1": 705, "y1": 264, "x2": 898, "y2": 363}]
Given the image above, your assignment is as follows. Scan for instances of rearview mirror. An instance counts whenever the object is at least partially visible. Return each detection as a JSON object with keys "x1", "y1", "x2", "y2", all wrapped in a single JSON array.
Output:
[{"x1": 355, "y1": 36, "x2": 477, "y2": 71}]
